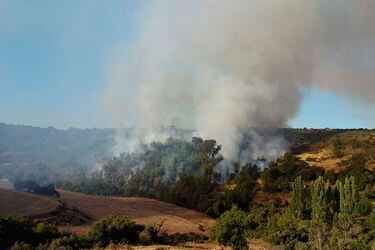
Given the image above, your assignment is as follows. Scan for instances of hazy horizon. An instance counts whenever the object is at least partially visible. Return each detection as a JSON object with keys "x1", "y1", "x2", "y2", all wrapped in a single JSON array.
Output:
[{"x1": 1, "y1": 1, "x2": 374, "y2": 133}]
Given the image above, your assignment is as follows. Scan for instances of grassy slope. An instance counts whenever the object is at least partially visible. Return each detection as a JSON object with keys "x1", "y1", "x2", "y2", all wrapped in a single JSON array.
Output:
[
  {"x1": 0, "y1": 188, "x2": 214, "y2": 237},
  {"x1": 297, "y1": 130, "x2": 375, "y2": 171},
  {"x1": 0, "y1": 188, "x2": 59, "y2": 217},
  {"x1": 57, "y1": 190, "x2": 214, "y2": 236}
]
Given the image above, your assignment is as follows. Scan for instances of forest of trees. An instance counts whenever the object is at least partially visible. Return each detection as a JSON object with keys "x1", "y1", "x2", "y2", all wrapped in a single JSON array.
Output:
[{"x1": 212, "y1": 176, "x2": 375, "y2": 249}]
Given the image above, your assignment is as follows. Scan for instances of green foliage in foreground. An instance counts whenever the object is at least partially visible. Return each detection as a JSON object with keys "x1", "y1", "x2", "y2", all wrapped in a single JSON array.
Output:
[
  {"x1": 211, "y1": 176, "x2": 375, "y2": 250},
  {"x1": 88, "y1": 216, "x2": 145, "y2": 247},
  {"x1": 0, "y1": 217, "x2": 60, "y2": 249},
  {"x1": 211, "y1": 206, "x2": 249, "y2": 250}
]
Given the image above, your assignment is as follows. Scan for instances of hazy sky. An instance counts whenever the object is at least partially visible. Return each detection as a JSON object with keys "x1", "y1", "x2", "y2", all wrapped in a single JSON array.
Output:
[{"x1": 0, "y1": 1, "x2": 373, "y2": 129}]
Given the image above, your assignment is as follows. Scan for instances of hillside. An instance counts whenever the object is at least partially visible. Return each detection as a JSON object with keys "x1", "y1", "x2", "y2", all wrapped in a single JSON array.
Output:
[
  {"x1": 0, "y1": 123, "x2": 116, "y2": 181},
  {"x1": 57, "y1": 190, "x2": 214, "y2": 236},
  {"x1": 0, "y1": 188, "x2": 214, "y2": 237},
  {"x1": 0, "y1": 188, "x2": 59, "y2": 217},
  {"x1": 297, "y1": 130, "x2": 375, "y2": 171}
]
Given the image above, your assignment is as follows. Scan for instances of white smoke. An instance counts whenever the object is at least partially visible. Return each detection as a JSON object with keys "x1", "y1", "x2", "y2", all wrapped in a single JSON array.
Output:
[{"x1": 102, "y1": 0, "x2": 375, "y2": 162}]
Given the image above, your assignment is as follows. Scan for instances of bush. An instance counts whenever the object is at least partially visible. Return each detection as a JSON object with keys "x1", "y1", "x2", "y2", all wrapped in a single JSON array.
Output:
[
  {"x1": 0, "y1": 217, "x2": 34, "y2": 248},
  {"x1": 366, "y1": 189, "x2": 375, "y2": 200},
  {"x1": 356, "y1": 198, "x2": 373, "y2": 216},
  {"x1": 145, "y1": 221, "x2": 164, "y2": 243},
  {"x1": 365, "y1": 211, "x2": 375, "y2": 229},
  {"x1": 0, "y1": 217, "x2": 59, "y2": 249},
  {"x1": 33, "y1": 223, "x2": 59, "y2": 243},
  {"x1": 210, "y1": 206, "x2": 249, "y2": 250},
  {"x1": 88, "y1": 216, "x2": 144, "y2": 247},
  {"x1": 37, "y1": 234, "x2": 92, "y2": 250},
  {"x1": 333, "y1": 138, "x2": 344, "y2": 157},
  {"x1": 10, "y1": 242, "x2": 32, "y2": 250},
  {"x1": 269, "y1": 214, "x2": 308, "y2": 250}
]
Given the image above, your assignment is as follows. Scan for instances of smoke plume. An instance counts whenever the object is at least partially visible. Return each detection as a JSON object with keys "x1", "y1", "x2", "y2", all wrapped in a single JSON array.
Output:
[{"x1": 103, "y1": 0, "x2": 375, "y2": 162}]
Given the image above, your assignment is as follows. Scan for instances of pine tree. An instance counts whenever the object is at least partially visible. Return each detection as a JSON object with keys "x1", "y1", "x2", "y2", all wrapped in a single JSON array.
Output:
[
  {"x1": 311, "y1": 176, "x2": 329, "y2": 222},
  {"x1": 289, "y1": 176, "x2": 304, "y2": 219},
  {"x1": 336, "y1": 176, "x2": 358, "y2": 215}
]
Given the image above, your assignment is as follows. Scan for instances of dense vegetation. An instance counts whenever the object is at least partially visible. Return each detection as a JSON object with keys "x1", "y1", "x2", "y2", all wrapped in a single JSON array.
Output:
[
  {"x1": 0, "y1": 215, "x2": 207, "y2": 249},
  {"x1": 14, "y1": 180, "x2": 59, "y2": 197},
  {"x1": 1, "y1": 125, "x2": 374, "y2": 249},
  {"x1": 212, "y1": 176, "x2": 375, "y2": 249}
]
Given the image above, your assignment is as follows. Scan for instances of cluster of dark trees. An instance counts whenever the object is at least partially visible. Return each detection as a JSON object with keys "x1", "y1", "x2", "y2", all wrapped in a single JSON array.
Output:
[{"x1": 14, "y1": 180, "x2": 59, "y2": 197}]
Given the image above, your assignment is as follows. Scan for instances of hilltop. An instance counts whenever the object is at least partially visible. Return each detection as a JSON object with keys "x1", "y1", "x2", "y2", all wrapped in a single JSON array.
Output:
[{"x1": 297, "y1": 130, "x2": 375, "y2": 171}]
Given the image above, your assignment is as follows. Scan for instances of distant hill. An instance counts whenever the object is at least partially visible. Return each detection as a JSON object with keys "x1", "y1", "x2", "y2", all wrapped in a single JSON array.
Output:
[
  {"x1": 297, "y1": 130, "x2": 375, "y2": 171},
  {"x1": 0, "y1": 122, "x2": 372, "y2": 183},
  {"x1": 0, "y1": 123, "x2": 116, "y2": 182}
]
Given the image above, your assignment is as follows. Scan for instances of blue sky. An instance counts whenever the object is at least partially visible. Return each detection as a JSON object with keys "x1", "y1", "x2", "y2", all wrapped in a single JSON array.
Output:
[{"x1": 0, "y1": 1, "x2": 373, "y2": 129}]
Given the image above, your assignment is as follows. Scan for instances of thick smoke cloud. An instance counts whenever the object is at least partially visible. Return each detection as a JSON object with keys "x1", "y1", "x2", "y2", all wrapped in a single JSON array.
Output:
[{"x1": 103, "y1": 0, "x2": 375, "y2": 161}]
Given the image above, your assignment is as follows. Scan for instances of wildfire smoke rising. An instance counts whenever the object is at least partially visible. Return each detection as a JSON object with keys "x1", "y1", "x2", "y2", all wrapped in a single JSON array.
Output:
[{"x1": 103, "y1": 0, "x2": 375, "y2": 162}]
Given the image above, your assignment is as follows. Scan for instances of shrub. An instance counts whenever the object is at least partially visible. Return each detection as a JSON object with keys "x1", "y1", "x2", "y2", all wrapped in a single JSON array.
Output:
[
  {"x1": 210, "y1": 206, "x2": 249, "y2": 250},
  {"x1": 0, "y1": 217, "x2": 34, "y2": 248},
  {"x1": 269, "y1": 214, "x2": 308, "y2": 250},
  {"x1": 333, "y1": 138, "x2": 344, "y2": 157},
  {"x1": 356, "y1": 198, "x2": 373, "y2": 216},
  {"x1": 366, "y1": 189, "x2": 375, "y2": 200},
  {"x1": 365, "y1": 211, "x2": 375, "y2": 229},
  {"x1": 33, "y1": 223, "x2": 59, "y2": 243},
  {"x1": 10, "y1": 242, "x2": 32, "y2": 250},
  {"x1": 37, "y1": 234, "x2": 92, "y2": 250},
  {"x1": 0, "y1": 217, "x2": 59, "y2": 248},
  {"x1": 145, "y1": 221, "x2": 164, "y2": 243},
  {"x1": 88, "y1": 216, "x2": 144, "y2": 247}
]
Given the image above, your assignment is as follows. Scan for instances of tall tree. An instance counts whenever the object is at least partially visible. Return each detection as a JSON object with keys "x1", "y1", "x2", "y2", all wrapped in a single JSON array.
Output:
[
  {"x1": 336, "y1": 176, "x2": 358, "y2": 215},
  {"x1": 311, "y1": 176, "x2": 329, "y2": 222},
  {"x1": 193, "y1": 139, "x2": 222, "y2": 182},
  {"x1": 289, "y1": 176, "x2": 304, "y2": 219}
]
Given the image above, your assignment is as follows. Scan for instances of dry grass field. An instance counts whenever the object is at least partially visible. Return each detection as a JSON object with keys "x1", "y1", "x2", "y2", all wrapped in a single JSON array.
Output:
[
  {"x1": 0, "y1": 188, "x2": 214, "y2": 237},
  {"x1": 0, "y1": 188, "x2": 59, "y2": 217},
  {"x1": 297, "y1": 130, "x2": 375, "y2": 171},
  {"x1": 57, "y1": 190, "x2": 214, "y2": 236},
  {"x1": 0, "y1": 188, "x2": 279, "y2": 249}
]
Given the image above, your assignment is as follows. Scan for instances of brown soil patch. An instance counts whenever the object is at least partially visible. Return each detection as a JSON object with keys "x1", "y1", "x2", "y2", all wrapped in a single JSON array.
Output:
[{"x1": 58, "y1": 190, "x2": 214, "y2": 236}]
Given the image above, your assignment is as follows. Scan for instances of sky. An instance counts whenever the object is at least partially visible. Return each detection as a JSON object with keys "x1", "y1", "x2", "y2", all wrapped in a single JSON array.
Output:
[{"x1": 0, "y1": 1, "x2": 373, "y2": 129}]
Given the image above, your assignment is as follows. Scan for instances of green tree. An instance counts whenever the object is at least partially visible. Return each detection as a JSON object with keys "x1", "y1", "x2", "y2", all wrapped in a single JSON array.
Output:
[
  {"x1": 289, "y1": 176, "x2": 304, "y2": 219},
  {"x1": 88, "y1": 216, "x2": 144, "y2": 247},
  {"x1": 211, "y1": 206, "x2": 249, "y2": 250},
  {"x1": 225, "y1": 164, "x2": 259, "y2": 211},
  {"x1": 311, "y1": 176, "x2": 329, "y2": 222},
  {"x1": 333, "y1": 138, "x2": 343, "y2": 157},
  {"x1": 193, "y1": 139, "x2": 222, "y2": 182},
  {"x1": 337, "y1": 176, "x2": 358, "y2": 215}
]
